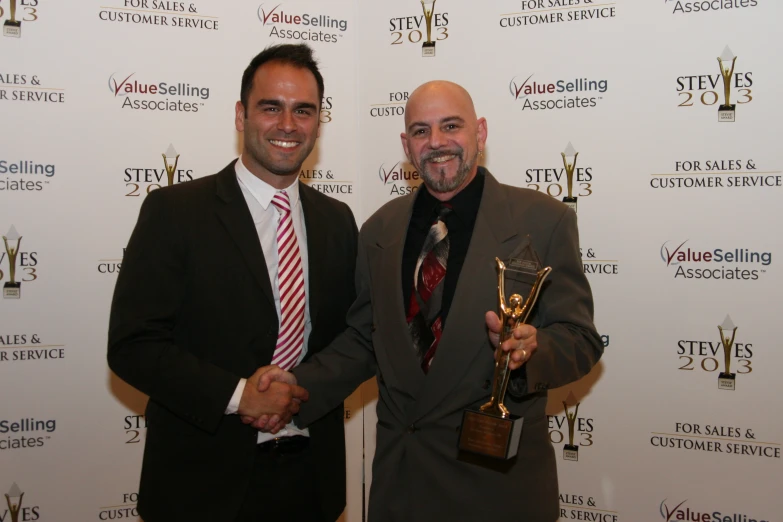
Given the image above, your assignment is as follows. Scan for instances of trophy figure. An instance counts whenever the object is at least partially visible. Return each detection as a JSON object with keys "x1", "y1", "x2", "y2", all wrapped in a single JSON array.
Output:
[
  {"x1": 563, "y1": 391, "x2": 580, "y2": 461},
  {"x1": 5, "y1": 484, "x2": 24, "y2": 522},
  {"x1": 718, "y1": 315, "x2": 737, "y2": 390},
  {"x1": 421, "y1": 0, "x2": 436, "y2": 57},
  {"x1": 3, "y1": 225, "x2": 22, "y2": 299},
  {"x1": 3, "y1": 0, "x2": 21, "y2": 38},
  {"x1": 717, "y1": 46, "x2": 737, "y2": 122},
  {"x1": 162, "y1": 144, "x2": 180, "y2": 186},
  {"x1": 458, "y1": 256, "x2": 551, "y2": 459},
  {"x1": 561, "y1": 142, "x2": 578, "y2": 213}
]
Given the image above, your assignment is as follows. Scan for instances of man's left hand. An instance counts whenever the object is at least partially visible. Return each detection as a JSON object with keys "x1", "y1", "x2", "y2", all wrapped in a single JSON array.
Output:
[{"x1": 485, "y1": 311, "x2": 538, "y2": 371}]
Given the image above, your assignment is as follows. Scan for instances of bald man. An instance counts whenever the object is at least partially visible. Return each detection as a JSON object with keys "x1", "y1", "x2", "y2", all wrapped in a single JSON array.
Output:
[{"x1": 261, "y1": 81, "x2": 603, "y2": 521}]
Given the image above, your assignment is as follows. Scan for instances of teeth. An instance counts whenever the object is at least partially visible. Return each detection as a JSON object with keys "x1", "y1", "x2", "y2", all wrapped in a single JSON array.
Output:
[
  {"x1": 430, "y1": 154, "x2": 456, "y2": 163},
  {"x1": 270, "y1": 140, "x2": 299, "y2": 148}
]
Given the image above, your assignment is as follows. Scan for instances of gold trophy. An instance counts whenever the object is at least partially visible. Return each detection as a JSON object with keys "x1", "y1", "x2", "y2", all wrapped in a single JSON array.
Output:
[
  {"x1": 718, "y1": 315, "x2": 737, "y2": 390},
  {"x1": 162, "y1": 144, "x2": 180, "y2": 186},
  {"x1": 3, "y1": 0, "x2": 21, "y2": 38},
  {"x1": 420, "y1": 0, "x2": 436, "y2": 57},
  {"x1": 4, "y1": 484, "x2": 24, "y2": 522},
  {"x1": 563, "y1": 391, "x2": 580, "y2": 461},
  {"x1": 2, "y1": 225, "x2": 22, "y2": 299},
  {"x1": 717, "y1": 46, "x2": 737, "y2": 122},
  {"x1": 561, "y1": 142, "x2": 578, "y2": 213},
  {"x1": 458, "y1": 256, "x2": 551, "y2": 459}
]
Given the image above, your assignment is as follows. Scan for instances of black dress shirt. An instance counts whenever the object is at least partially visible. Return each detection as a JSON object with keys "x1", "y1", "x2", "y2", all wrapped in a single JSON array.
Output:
[{"x1": 402, "y1": 168, "x2": 486, "y2": 326}]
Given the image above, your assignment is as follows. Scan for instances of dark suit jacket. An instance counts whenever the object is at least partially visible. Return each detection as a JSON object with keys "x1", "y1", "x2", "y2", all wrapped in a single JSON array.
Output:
[
  {"x1": 294, "y1": 170, "x2": 603, "y2": 522},
  {"x1": 108, "y1": 160, "x2": 358, "y2": 522}
]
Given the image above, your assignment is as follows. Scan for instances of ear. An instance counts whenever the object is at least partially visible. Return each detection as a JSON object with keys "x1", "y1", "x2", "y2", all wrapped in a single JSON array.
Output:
[
  {"x1": 476, "y1": 117, "x2": 488, "y2": 152},
  {"x1": 400, "y1": 132, "x2": 411, "y2": 159},
  {"x1": 235, "y1": 101, "x2": 245, "y2": 133}
]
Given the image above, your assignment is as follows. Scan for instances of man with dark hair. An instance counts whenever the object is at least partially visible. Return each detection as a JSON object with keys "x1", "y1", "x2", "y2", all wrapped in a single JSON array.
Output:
[
  {"x1": 240, "y1": 43, "x2": 325, "y2": 113},
  {"x1": 108, "y1": 43, "x2": 357, "y2": 522}
]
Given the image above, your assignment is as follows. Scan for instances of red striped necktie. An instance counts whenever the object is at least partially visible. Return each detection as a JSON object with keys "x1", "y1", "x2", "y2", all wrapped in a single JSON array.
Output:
[{"x1": 270, "y1": 190, "x2": 305, "y2": 370}]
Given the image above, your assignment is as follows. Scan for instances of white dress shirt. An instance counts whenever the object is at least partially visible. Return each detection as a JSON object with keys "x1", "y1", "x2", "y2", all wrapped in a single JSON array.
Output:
[{"x1": 225, "y1": 156, "x2": 310, "y2": 442}]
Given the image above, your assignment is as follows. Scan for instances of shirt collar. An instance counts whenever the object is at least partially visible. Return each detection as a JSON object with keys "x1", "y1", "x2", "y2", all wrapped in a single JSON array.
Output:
[
  {"x1": 412, "y1": 167, "x2": 485, "y2": 231},
  {"x1": 235, "y1": 155, "x2": 300, "y2": 211}
]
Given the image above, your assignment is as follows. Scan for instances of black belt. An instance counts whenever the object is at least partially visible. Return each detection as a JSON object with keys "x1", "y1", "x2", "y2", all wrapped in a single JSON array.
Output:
[{"x1": 257, "y1": 435, "x2": 309, "y2": 454}]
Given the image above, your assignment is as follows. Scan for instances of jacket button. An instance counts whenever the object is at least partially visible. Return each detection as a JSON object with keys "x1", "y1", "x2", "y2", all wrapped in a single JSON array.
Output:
[
  {"x1": 407, "y1": 424, "x2": 417, "y2": 434},
  {"x1": 371, "y1": 324, "x2": 377, "y2": 333},
  {"x1": 482, "y1": 380, "x2": 491, "y2": 390}
]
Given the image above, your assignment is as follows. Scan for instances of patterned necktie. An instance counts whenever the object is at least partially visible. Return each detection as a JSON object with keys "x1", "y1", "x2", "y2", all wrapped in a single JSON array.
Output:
[
  {"x1": 407, "y1": 204, "x2": 451, "y2": 374},
  {"x1": 270, "y1": 190, "x2": 306, "y2": 370}
]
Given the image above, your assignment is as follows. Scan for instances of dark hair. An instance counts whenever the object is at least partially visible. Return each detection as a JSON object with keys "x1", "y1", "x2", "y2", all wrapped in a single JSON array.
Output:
[{"x1": 240, "y1": 44, "x2": 324, "y2": 113}]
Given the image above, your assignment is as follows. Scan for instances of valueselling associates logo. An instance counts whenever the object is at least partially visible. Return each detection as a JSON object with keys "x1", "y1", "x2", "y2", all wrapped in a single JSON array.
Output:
[
  {"x1": 660, "y1": 499, "x2": 768, "y2": 522},
  {"x1": 509, "y1": 74, "x2": 607, "y2": 111},
  {"x1": 378, "y1": 161, "x2": 421, "y2": 197},
  {"x1": 108, "y1": 72, "x2": 209, "y2": 112},
  {"x1": 660, "y1": 240, "x2": 771, "y2": 280},
  {"x1": 258, "y1": 4, "x2": 348, "y2": 43},
  {"x1": 0, "y1": 417, "x2": 56, "y2": 450},
  {"x1": 665, "y1": 0, "x2": 758, "y2": 15},
  {"x1": 0, "y1": 160, "x2": 54, "y2": 192}
]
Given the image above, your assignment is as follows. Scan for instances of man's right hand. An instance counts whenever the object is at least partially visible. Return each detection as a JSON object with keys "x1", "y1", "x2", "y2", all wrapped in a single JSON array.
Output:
[{"x1": 237, "y1": 365, "x2": 308, "y2": 431}]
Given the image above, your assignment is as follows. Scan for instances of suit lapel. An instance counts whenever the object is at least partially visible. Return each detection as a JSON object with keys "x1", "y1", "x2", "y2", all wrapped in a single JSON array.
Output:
[
  {"x1": 413, "y1": 172, "x2": 519, "y2": 421},
  {"x1": 373, "y1": 195, "x2": 427, "y2": 401},
  {"x1": 213, "y1": 162, "x2": 275, "y2": 310},
  {"x1": 299, "y1": 183, "x2": 327, "y2": 333}
]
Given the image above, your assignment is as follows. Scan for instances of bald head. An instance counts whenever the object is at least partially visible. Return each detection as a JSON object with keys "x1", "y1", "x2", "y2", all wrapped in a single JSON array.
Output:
[
  {"x1": 400, "y1": 80, "x2": 487, "y2": 201},
  {"x1": 404, "y1": 81, "x2": 477, "y2": 131}
]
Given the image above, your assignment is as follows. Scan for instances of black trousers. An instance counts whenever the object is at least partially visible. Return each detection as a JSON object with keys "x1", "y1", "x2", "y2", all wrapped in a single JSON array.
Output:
[{"x1": 235, "y1": 439, "x2": 325, "y2": 522}]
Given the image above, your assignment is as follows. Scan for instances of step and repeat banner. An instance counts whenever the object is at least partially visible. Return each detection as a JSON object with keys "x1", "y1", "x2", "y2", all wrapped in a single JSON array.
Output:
[{"x1": 1, "y1": 0, "x2": 780, "y2": 521}]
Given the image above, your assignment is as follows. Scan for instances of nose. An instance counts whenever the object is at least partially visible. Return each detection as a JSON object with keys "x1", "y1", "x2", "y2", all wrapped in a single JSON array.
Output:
[
  {"x1": 428, "y1": 127, "x2": 447, "y2": 149},
  {"x1": 278, "y1": 109, "x2": 296, "y2": 134}
]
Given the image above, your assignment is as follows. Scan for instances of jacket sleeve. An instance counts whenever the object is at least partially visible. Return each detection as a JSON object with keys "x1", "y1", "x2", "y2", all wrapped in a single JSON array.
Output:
[
  {"x1": 293, "y1": 226, "x2": 377, "y2": 427},
  {"x1": 107, "y1": 189, "x2": 239, "y2": 434},
  {"x1": 509, "y1": 206, "x2": 603, "y2": 397}
]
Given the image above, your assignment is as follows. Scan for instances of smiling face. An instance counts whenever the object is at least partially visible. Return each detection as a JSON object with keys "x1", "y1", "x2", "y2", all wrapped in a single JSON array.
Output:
[
  {"x1": 235, "y1": 61, "x2": 321, "y2": 188},
  {"x1": 401, "y1": 81, "x2": 487, "y2": 201}
]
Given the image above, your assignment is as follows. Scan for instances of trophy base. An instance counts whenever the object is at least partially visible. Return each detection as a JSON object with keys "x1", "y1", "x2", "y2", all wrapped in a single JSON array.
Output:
[
  {"x1": 718, "y1": 372, "x2": 736, "y2": 391},
  {"x1": 563, "y1": 444, "x2": 579, "y2": 461},
  {"x1": 458, "y1": 408, "x2": 524, "y2": 459},
  {"x1": 563, "y1": 197, "x2": 577, "y2": 213},
  {"x1": 3, "y1": 20, "x2": 21, "y2": 38},
  {"x1": 718, "y1": 105, "x2": 736, "y2": 122},
  {"x1": 422, "y1": 42, "x2": 436, "y2": 57},
  {"x1": 3, "y1": 282, "x2": 21, "y2": 299}
]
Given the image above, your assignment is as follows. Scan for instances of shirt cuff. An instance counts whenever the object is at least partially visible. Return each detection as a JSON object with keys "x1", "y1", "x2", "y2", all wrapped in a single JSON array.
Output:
[{"x1": 225, "y1": 378, "x2": 247, "y2": 415}]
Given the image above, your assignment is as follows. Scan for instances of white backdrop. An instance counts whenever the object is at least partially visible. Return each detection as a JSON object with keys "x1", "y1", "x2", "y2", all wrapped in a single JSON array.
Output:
[{"x1": 1, "y1": 0, "x2": 780, "y2": 520}]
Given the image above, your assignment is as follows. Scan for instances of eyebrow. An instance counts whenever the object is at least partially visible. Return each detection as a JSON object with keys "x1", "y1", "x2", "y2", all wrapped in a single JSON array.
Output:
[
  {"x1": 407, "y1": 115, "x2": 465, "y2": 132},
  {"x1": 256, "y1": 99, "x2": 319, "y2": 111}
]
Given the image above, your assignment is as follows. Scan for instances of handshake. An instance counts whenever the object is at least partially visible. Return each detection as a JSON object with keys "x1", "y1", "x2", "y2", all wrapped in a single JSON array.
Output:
[
  {"x1": 234, "y1": 312, "x2": 536, "y2": 433},
  {"x1": 236, "y1": 365, "x2": 302, "y2": 433}
]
